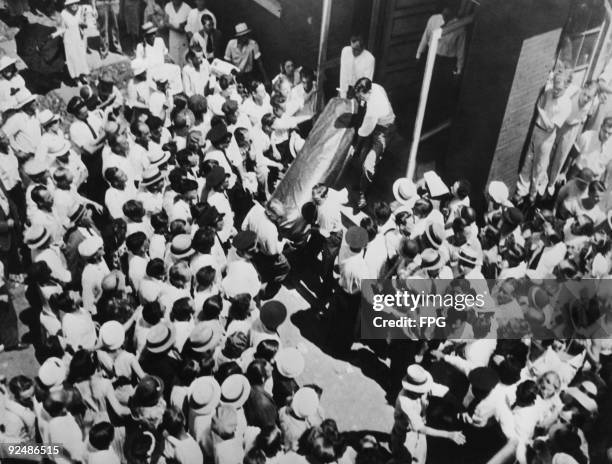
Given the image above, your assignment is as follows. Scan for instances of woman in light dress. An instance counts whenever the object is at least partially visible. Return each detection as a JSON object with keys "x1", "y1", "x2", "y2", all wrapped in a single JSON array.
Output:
[
  {"x1": 164, "y1": 0, "x2": 191, "y2": 67},
  {"x1": 60, "y1": 0, "x2": 90, "y2": 84}
]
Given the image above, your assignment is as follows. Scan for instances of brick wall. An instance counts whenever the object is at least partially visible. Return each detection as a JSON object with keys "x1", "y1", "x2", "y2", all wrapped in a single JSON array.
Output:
[
  {"x1": 487, "y1": 29, "x2": 562, "y2": 185},
  {"x1": 442, "y1": 0, "x2": 571, "y2": 213}
]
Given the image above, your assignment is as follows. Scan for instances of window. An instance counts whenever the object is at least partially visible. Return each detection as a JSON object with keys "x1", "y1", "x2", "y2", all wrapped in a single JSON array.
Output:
[{"x1": 557, "y1": 0, "x2": 610, "y2": 84}]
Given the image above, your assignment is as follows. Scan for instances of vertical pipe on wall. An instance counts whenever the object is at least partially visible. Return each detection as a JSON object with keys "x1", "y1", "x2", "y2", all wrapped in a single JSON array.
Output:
[
  {"x1": 316, "y1": 0, "x2": 333, "y2": 111},
  {"x1": 406, "y1": 27, "x2": 442, "y2": 180}
]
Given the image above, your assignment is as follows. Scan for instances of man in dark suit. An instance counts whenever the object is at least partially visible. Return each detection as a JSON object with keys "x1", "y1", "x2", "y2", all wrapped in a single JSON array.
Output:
[{"x1": 200, "y1": 13, "x2": 223, "y2": 61}]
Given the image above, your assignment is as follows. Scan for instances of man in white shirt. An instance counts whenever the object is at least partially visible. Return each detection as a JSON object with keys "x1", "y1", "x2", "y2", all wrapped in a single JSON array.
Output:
[
  {"x1": 573, "y1": 117, "x2": 612, "y2": 179},
  {"x1": 241, "y1": 199, "x2": 290, "y2": 298},
  {"x1": 184, "y1": 0, "x2": 217, "y2": 41},
  {"x1": 79, "y1": 235, "x2": 110, "y2": 315},
  {"x1": 339, "y1": 35, "x2": 375, "y2": 99},
  {"x1": 182, "y1": 47, "x2": 210, "y2": 97},
  {"x1": 329, "y1": 226, "x2": 369, "y2": 357},
  {"x1": 516, "y1": 72, "x2": 572, "y2": 202},
  {"x1": 353, "y1": 78, "x2": 396, "y2": 209},
  {"x1": 1, "y1": 89, "x2": 41, "y2": 157}
]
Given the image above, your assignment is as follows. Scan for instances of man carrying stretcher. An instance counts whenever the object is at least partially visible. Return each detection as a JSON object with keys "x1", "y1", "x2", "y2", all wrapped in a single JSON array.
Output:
[{"x1": 352, "y1": 77, "x2": 396, "y2": 209}]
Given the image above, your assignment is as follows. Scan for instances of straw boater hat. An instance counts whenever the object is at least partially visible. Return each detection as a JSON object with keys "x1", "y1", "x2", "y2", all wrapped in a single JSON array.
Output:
[
  {"x1": 188, "y1": 377, "x2": 221, "y2": 415},
  {"x1": 47, "y1": 138, "x2": 72, "y2": 159},
  {"x1": 68, "y1": 202, "x2": 87, "y2": 226},
  {"x1": 291, "y1": 387, "x2": 319, "y2": 420},
  {"x1": 188, "y1": 323, "x2": 223, "y2": 354},
  {"x1": 420, "y1": 248, "x2": 442, "y2": 272},
  {"x1": 0, "y1": 55, "x2": 16, "y2": 72},
  {"x1": 12, "y1": 88, "x2": 36, "y2": 110},
  {"x1": 487, "y1": 181, "x2": 510, "y2": 205},
  {"x1": 38, "y1": 357, "x2": 67, "y2": 389},
  {"x1": 170, "y1": 234, "x2": 194, "y2": 259},
  {"x1": 458, "y1": 244, "x2": 478, "y2": 268},
  {"x1": 275, "y1": 347, "x2": 305, "y2": 379},
  {"x1": 141, "y1": 167, "x2": 164, "y2": 188},
  {"x1": 142, "y1": 21, "x2": 158, "y2": 35},
  {"x1": 23, "y1": 159, "x2": 47, "y2": 177},
  {"x1": 130, "y1": 58, "x2": 147, "y2": 76},
  {"x1": 38, "y1": 109, "x2": 60, "y2": 128},
  {"x1": 149, "y1": 149, "x2": 171, "y2": 169},
  {"x1": 234, "y1": 22, "x2": 251, "y2": 37},
  {"x1": 220, "y1": 374, "x2": 251, "y2": 408},
  {"x1": 99, "y1": 320, "x2": 125, "y2": 351},
  {"x1": 423, "y1": 222, "x2": 444, "y2": 250},
  {"x1": 24, "y1": 225, "x2": 50, "y2": 250},
  {"x1": 146, "y1": 322, "x2": 176, "y2": 354},
  {"x1": 401, "y1": 364, "x2": 433, "y2": 394},
  {"x1": 64, "y1": 0, "x2": 80, "y2": 6},
  {"x1": 393, "y1": 178, "x2": 418, "y2": 206},
  {"x1": 78, "y1": 235, "x2": 104, "y2": 258}
]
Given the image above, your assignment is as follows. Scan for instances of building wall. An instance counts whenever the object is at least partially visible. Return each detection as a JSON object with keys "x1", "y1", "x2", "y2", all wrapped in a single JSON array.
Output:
[
  {"x1": 211, "y1": 0, "x2": 361, "y2": 78},
  {"x1": 442, "y1": 0, "x2": 572, "y2": 212}
]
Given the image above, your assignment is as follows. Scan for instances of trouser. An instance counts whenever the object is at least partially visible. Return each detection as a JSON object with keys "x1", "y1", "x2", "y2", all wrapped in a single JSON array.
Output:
[
  {"x1": 359, "y1": 123, "x2": 394, "y2": 193},
  {"x1": 307, "y1": 229, "x2": 342, "y2": 301},
  {"x1": 547, "y1": 123, "x2": 581, "y2": 191},
  {"x1": 516, "y1": 125, "x2": 556, "y2": 199},
  {"x1": 80, "y1": 149, "x2": 107, "y2": 205},
  {"x1": 328, "y1": 285, "x2": 361, "y2": 357},
  {"x1": 97, "y1": 1, "x2": 123, "y2": 55}
]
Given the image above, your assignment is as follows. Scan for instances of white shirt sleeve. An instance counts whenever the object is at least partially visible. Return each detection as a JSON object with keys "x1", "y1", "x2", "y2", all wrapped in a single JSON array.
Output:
[{"x1": 339, "y1": 47, "x2": 352, "y2": 97}]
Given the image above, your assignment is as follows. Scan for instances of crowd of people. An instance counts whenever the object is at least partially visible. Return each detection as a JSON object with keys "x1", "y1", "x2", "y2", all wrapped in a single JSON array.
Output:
[{"x1": 1, "y1": 0, "x2": 612, "y2": 464}]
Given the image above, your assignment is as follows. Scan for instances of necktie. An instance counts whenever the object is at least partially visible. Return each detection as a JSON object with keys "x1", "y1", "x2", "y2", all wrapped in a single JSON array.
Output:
[
  {"x1": 85, "y1": 120, "x2": 97, "y2": 139},
  {"x1": 206, "y1": 33, "x2": 214, "y2": 55}
]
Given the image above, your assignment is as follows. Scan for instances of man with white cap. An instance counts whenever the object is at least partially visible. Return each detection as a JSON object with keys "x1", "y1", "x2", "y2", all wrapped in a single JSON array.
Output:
[
  {"x1": 392, "y1": 177, "x2": 418, "y2": 212},
  {"x1": 149, "y1": 74, "x2": 171, "y2": 122},
  {"x1": 0, "y1": 89, "x2": 41, "y2": 157},
  {"x1": 137, "y1": 167, "x2": 165, "y2": 216},
  {"x1": 127, "y1": 59, "x2": 151, "y2": 119},
  {"x1": 25, "y1": 224, "x2": 71, "y2": 284},
  {"x1": 390, "y1": 364, "x2": 465, "y2": 463},
  {"x1": 48, "y1": 137, "x2": 88, "y2": 190},
  {"x1": 23, "y1": 158, "x2": 54, "y2": 213},
  {"x1": 224, "y1": 22, "x2": 268, "y2": 84},
  {"x1": 35, "y1": 109, "x2": 65, "y2": 166},
  {"x1": 63, "y1": 201, "x2": 100, "y2": 284},
  {"x1": 0, "y1": 56, "x2": 26, "y2": 112},
  {"x1": 80, "y1": 235, "x2": 109, "y2": 314}
]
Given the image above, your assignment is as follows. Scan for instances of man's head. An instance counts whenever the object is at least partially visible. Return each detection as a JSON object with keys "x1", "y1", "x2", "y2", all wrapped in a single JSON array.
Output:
[
  {"x1": 281, "y1": 59, "x2": 295, "y2": 78},
  {"x1": 195, "y1": 0, "x2": 206, "y2": 11},
  {"x1": 31, "y1": 185, "x2": 53, "y2": 210},
  {"x1": 261, "y1": 113, "x2": 276, "y2": 136},
  {"x1": 349, "y1": 35, "x2": 365, "y2": 57},
  {"x1": 52, "y1": 168, "x2": 73, "y2": 190},
  {"x1": 265, "y1": 199, "x2": 285, "y2": 225},
  {"x1": 201, "y1": 13, "x2": 214, "y2": 32},
  {"x1": 579, "y1": 81, "x2": 598, "y2": 108},
  {"x1": 131, "y1": 121, "x2": 151, "y2": 149},
  {"x1": 234, "y1": 127, "x2": 251, "y2": 151},
  {"x1": 105, "y1": 167, "x2": 128, "y2": 190},
  {"x1": 271, "y1": 94, "x2": 287, "y2": 118},
  {"x1": 588, "y1": 180, "x2": 605, "y2": 203},
  {"x1": 599, "y1": 117, "x2": 612, "y2": 144},
  {"x1": 552, "y1": 71, "x2": 571, "y2": 98},
  {"x1": 354, "y1": 77, "x2": 373, "y2": 103},
  {"x1": 311, "y1": 184, "x2": 328, "y2": 206},
  {"x1": 1, "y1": 62, "x2": 17, "y2": 80},
  {"x1": 106, "y1": 122, "x2": 130, "y2": 156},
  {"x1": 300, "y1": 67, "x2": 315, "y2": 93}
]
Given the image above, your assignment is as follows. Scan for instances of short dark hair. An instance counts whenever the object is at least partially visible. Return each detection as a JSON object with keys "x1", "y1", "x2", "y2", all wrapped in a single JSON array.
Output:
[
  {"x1": 372, "y1": 201, "x2": 392, "y2": 226},
  {"x1": 146, "y1": 258, "x2": 166, "y2": 279},
  {"x1": 201, "y1": 13, "x2": 214, "y2": 25},
  {"x1": 196, "y1": 265, "x2": 216, "y2": 288},
  {"x1": 193, "y1": 226, "x2": 216, "y2": 254},
  {"x1": 300, "y1": 67, "x2": 315, "y2": 81},
  {"x1": 122, "y1": 199, "x2": 145, "y2": 221},
  {"x1": 162, "y1": 407, "x2": 186, "y2": 437},
  {"x1": 125, "y1": 231, "x2": 147, "y2": 254},
  {"x1": 142, "y1": 301, "x2": 164, "y2": 325},
  {"x1": 89, "y1": 422, "x2": 115, "y2": 451},
  {"x1": 171, "y1": 297, "x2": 193, "y2": 322},
  {"x1": 354, "y1": 77, "x2": 372, "y2": 94},
  {"x1": 200, "y1": 294, "x2": 223, "y2": 320},
  {"x1": 360, "y1": 216, "x2": 378, "y2": 241}
]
